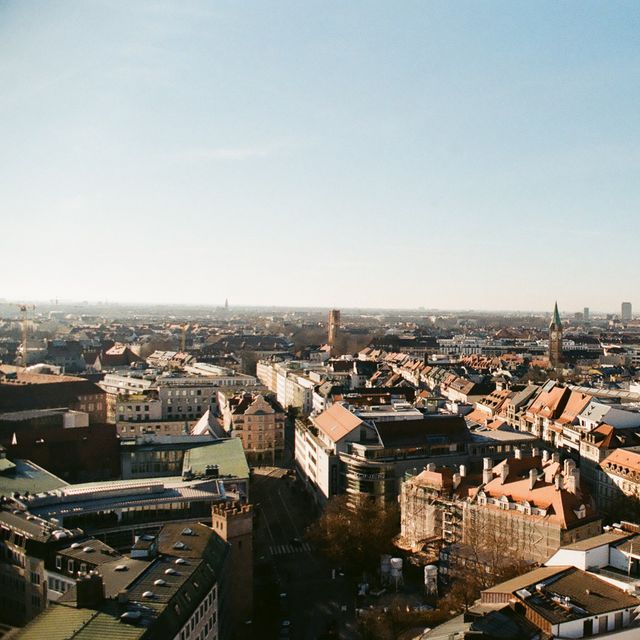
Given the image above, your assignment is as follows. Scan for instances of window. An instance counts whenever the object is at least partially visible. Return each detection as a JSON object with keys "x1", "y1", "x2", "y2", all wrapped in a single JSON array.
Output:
[
  {"x1": 67, "y1": 559, "x2": 74, "y2": 573},
  {"x1": 55, "y1": 556, "x2": 62, "y2": 570},
  {"x1": 30, "y1": 571, "x2": 40, "y2": 585}
]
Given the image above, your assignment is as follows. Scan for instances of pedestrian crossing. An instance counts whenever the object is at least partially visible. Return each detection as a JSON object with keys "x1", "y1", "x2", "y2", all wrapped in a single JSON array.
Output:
[{"x1": 269, "y1": 542, "x2": 311, "y2": 556}]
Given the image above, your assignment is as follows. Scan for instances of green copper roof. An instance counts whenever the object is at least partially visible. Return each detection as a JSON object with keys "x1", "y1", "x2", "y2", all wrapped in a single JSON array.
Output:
[
  {"x1": 0, "y1": 459, "x2": 67, "y2": 496},
  {"x1": 182, "y1": 437, "x2": 249, "y2": 479},
  {"x1": 550, "y1": 301, "x2": 562, "y2": 329}
]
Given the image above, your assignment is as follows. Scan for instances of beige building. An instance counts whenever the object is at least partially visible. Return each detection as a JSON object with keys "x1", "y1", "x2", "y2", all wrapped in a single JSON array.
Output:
[
  {"x1": 218, "y1": 392, "x2": 285, "y2": 464},
  {"x1": 400, "y1": 451, "x2": 602, "y2": 564}
]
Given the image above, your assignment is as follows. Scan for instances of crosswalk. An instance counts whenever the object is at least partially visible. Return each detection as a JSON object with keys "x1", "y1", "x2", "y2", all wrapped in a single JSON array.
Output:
[{"x1": 269, "y1": 542, "x2": 311, "y2": 556}]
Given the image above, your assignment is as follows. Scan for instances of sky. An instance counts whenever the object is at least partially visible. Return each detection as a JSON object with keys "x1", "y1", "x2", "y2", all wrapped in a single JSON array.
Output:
[{"x1": 0, "y1": 1, "x2": 639, "y2": 312}]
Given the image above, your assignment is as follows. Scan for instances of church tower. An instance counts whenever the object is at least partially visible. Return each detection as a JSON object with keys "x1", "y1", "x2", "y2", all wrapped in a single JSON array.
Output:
[{"x1": 549, "y1": 301, "x2": 563, "y2": 368}]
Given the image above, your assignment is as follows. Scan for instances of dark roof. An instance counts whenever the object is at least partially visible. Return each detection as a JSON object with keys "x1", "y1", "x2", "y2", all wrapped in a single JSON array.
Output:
[
  {"x1": 487, "y1": 566, "x2": 640, "y2": 625},
  {"x1": 375, "y1": 415, "x2": 470, "y2": 448},
  {"x1": 0, "y1": 377, "x2": 105, "y2": 413},
  {"x1": 17, "y1": 523, "x2": 229, "y2": 640},
  {"x1": 59, "y1": 539, "x2": 121, "y2": 565},
  {"x1": 524, "y1": 567, "x2": 639, "y2": 623}
]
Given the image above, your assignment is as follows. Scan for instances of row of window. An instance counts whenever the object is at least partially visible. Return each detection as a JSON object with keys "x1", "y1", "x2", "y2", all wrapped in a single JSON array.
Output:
[
  {"x1": 179, "y1": 586, "x2": 217, "y2": 640},
  {"x1": 166, "y1": 389, "x2": 206, "y2": 397},
  {"x1": 47, "y1": 576, "x2": 72, "y2": 593},
  {"x1": 55, "y1": 556, "x2": 89, "y2": 574},
  {"x1": 168, "y1": 405, "x2": 203, "y2": 413}
]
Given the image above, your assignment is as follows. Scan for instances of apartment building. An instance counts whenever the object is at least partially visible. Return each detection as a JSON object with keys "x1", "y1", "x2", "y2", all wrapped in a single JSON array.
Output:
[
  {"x1": 0, "y1": 370, "x2": 107, "y2": 424},
  {"x1": 217, "y1": 391, "x2": 285, "y2": 464},
  {"x1": 400, "y1": 451, "x2": 602, "y2": 564},
  {"x1": 14, "y1": 522, "x2": 230, "y2": 640},
  {"x1": 599, "y1": 449, "x2": 640, "y2": 505}
]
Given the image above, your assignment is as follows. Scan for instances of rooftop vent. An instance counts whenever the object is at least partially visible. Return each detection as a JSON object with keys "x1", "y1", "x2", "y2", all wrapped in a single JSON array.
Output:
[
  {"x1": 70, "y1": 542, "x2": 82, "y2": 549},
  {"x1": 142, "y1": 591, "x2": 154, "y2": 599},
  {"x1": 181, "y1": 528, "x2": 194, "y2": 536},
  {"x1": 165, "y1": 568, "x2": 177, "y2": 575},
  {"x1": 175, "y1": 558, "x2": 187, "y2": 565},
  {"x1": 154, "y1": 579, "x2": 167, "y2": 586},
  {"x1": 172, "y1": 541, "x2": 186, "y2": 550},
  {"x1": 114, "y1": 565, "x2": 128, "y2": 572},
  {"x1": 120, "y1": 611, "x2": 141, "y2": 624},
  {"x1": 83, "y1": 546, "x2": 94, "y2": 553}
]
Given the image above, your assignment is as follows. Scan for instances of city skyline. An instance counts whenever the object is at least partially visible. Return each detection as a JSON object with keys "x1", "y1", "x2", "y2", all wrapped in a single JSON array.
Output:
[
  {"x1": 2, "y1": 1, "x2": 639, "y2": 309},
  {"x1": 0, "y1": 295, "x2": 635, "y2": 317}
]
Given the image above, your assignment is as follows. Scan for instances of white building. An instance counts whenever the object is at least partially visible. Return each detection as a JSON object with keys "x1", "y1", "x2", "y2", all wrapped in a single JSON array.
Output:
[{"x1": 294, "y1": 403, "x2": 377, "y2": 503}]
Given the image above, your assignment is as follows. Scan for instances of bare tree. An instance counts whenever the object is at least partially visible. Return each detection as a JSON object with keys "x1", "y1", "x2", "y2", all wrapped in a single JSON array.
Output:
[{"x1": 307, "y1": 496, "x2": 399, "y2": 575}]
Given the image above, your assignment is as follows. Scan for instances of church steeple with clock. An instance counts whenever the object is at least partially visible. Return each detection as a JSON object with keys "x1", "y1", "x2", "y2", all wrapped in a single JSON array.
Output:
[{"x1": 549, "y1": 301, "x2": 563, "y2": 368}]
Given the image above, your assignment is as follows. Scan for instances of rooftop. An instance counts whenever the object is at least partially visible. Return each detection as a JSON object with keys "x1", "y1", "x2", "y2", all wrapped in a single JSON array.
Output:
[
  {"x1": 0, "y1": 458, "x2": 67, "y2": 496},
  {"x1": 16, "y1": 523, "x2": 228, "y2": 640},
  {"x1": 182, "y1": 438, "x2": 250, "y2": 479},
  {"x1": 313, "y1": 403, "x2": 364, "y2": 443},
  {"x1": 561, "y1": 531, "x2": 632, "y2": 551}
]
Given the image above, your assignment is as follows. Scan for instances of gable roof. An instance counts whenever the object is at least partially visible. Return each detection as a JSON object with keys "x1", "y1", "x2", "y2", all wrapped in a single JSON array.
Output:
[{"x1": 313, "y1": 403, "x2": 363, "y2": 443}]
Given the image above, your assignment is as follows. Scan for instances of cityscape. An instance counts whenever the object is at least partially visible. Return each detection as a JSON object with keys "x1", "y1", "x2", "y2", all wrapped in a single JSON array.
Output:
[
  {"x1": 2, "y1": 2, "x2": 640, "y2": 639},
  {"x1": 1, "y1": 300, "x2": 640, "y2": 639}
]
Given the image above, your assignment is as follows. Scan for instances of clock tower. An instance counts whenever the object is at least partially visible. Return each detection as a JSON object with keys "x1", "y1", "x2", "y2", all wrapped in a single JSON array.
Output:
[{"x1": 549, "y1": 301, "x2": 563, "y2": 368}]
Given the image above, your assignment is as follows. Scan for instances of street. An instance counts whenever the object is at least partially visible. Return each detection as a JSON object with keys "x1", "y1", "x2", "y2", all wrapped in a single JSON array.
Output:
[{"x1": 251, "y1": 467, "x2": 359, "y2": 640}]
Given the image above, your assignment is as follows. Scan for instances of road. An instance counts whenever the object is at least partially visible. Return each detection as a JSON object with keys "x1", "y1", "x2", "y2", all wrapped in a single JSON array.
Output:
[{"x1": 251, "y1": 467, "x2": 359, "y2": 640}]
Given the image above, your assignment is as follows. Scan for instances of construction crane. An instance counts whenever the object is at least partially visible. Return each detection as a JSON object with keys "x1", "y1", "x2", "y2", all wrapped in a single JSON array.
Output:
[{"x1": 17, "y1": 304, "x2": 35, "y2": 366}]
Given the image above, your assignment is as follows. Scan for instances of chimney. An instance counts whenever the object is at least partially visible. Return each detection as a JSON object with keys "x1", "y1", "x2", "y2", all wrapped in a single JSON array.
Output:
[
  {"x1": 566, "y1": 468, "x2": 580, "y2": 494},
  {"x1": 500, "y1": 462, "x2": 509, "y2": 485},
  {"x1": 552, "y1": 452, "x2": 560, "y2": 464},
  {"x1": 459, "y1": 464, "x2": 467, "y2": 478},
  {"x1": 564, "y1": 459, "x2": 576, "y2": 476},
  {"x1": 426, "y1": 463, "x2": 436, "y2": 472},
  {"x1": 542, "y1": 450, "x2": 549, "y2": 463},
  {"x1": 514, "y1": 448, "x2": 522, "y2": 460},
  {"x1": 529, "y1": 469, "x2": 537, "y2": 491},
  {"x1": 453, "y1": 473, "x2": 462, "y2": 490},
  {"x1": 482, "y1": 458, "x2": 493, "y2": 485},
  {"x1": 76, "y1": 572, "x2": 105, "y2": 609},
  {"x1": 532, "y1": 447, "x2": 540, "y2": 458},
  {"x1": 554, "y1": 474, "x2": 561, "y2": 491}
]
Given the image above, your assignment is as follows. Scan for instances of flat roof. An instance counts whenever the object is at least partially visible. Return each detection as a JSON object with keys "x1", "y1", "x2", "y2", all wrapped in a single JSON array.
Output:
[
  {"x1": 562, "y1": 531, "x2": 632, "y2": 551},
  {"x1": 0, "y1": 458, "x2": 67, "y2": 496},
  {"x1": 182, "y1": 438, "x2": 249, "y2": 479},
  {"x1": 26, "y1": 478, "x2": 224, "y2": 521}
]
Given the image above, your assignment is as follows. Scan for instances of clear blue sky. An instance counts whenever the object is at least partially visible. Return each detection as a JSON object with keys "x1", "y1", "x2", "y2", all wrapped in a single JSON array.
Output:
[{"x1": 1, "y1": 1, "x2": 638, "y2": 312}]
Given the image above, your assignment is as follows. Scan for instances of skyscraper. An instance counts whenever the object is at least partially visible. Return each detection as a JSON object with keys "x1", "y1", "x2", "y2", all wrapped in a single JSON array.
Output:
[
  {"x1": 549, "y1": 302, "x2": 563, "y2": 368},
  {"x1": 583, "y1": 307, "x2": 590, "y2": 322},
  {"x1": 622, "y1": 302, "x2": 632, "y2": 322}
]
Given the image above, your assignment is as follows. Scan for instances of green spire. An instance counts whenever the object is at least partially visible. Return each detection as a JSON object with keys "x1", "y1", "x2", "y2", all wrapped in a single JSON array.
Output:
[{"x1": 550, "y1": 301, "x2": 561, "y2": 329}]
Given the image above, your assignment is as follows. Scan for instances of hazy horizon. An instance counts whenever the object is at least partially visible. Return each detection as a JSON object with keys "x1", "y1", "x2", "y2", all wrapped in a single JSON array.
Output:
[{"x1": 0, "y1": 296, "x2": 630, "y2": 317}]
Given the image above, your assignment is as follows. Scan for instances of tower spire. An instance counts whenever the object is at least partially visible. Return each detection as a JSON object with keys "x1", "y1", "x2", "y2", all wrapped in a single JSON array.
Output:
[
  {"x1": 550, "y1": 301, "x2": 561, "y2": 329},
  {"x1": 549, "y1": 301, "x2": 563, "y2": 368}
]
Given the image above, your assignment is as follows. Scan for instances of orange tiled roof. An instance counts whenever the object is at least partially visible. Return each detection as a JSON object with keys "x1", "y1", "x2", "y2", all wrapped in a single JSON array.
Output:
[
  {"x1": 482, "y1": 458, "x2": 594, "y2": 528},
  {"x1": 555, "y1": 391, "x2": 591, "y2": 425},
  {"x1": 527, "y1": 386, "x2": 568, "y2": 420},
  {"x1": 601, "y1": 448, "x2": 640, "y2": 474},
  {"x1": 313, "y1": 403, "x2": 363, "y2": 443}
]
